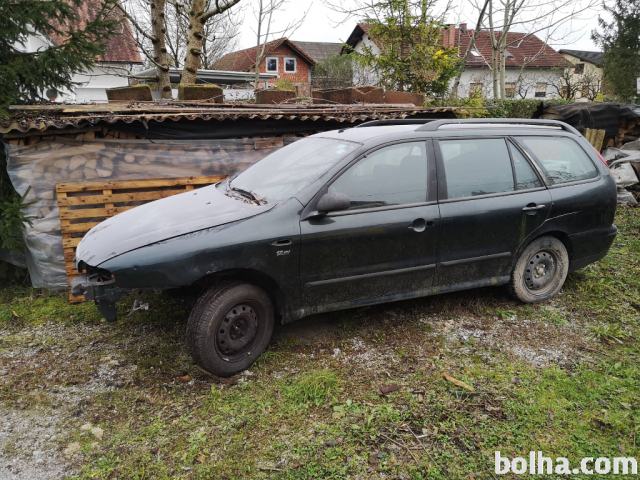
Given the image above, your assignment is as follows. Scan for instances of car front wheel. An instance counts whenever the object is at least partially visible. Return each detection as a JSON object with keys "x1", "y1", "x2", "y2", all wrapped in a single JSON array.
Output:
[
  {"x1": 510, "y1": 236, "x2": 569, "y2": 303},
  {"x1": 186, "y1": 282, "x2": 274, "y2": 377}
]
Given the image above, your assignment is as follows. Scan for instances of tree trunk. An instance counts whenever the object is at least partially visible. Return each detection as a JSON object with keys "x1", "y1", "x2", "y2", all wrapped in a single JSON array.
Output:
[
  {"x1": 499, "y1": 52, "x2": 506, "y2": 99},
  {"x1": 181, "y1": 0, "x2": 206, "y2": 86},
  {"x1": 491, "y1": 51, "x2": 499, "y2": 98},
  {"x1": 151, "y1": 0, "x2": 172, "y2": 99},
  {"x1": 253, "y1": 0, "x2": 265, "y2": 88}
]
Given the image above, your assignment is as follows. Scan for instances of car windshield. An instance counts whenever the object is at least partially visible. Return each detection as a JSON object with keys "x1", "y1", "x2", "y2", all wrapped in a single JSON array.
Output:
[{"x1": 229, "y1": 137, "x2": 361, "y2": 203}]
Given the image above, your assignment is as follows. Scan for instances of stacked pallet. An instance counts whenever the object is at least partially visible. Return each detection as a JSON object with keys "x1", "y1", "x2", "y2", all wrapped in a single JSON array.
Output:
[{"x1": 56, "y1": 176, "x2": 224, "y2": 302}]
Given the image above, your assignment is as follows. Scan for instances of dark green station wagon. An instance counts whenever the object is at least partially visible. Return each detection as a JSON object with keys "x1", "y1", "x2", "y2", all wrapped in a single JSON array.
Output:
[{"x1": 73, "y1": 119, "x2": 617, "y2": 376}]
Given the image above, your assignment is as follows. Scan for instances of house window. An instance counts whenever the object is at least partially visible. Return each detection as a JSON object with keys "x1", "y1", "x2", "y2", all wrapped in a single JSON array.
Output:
[
  {"x1": 505, "y1": 82, "x2": 516, "y2": 98},
  {"x1": 266, "y1": 57, "x2": 278, "y2": 72},
  {"x1": 470, "y1": 48, "x2": 481, "y2": 57},
  {"x1": 469, "y1": 82, "x2": 483, "y2": 96},
  {"x1": 535, "y1": 82, "x2": 547, "y2": 98},
  {"x1": 284, "y1": 57, "x2": 297, "y2": 73},
  {"x1": 574, "y1": 63, "x2": 585, "y2": 74}
]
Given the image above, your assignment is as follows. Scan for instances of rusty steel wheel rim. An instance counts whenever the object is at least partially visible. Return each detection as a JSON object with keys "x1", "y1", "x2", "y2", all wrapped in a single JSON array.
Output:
[
  {"x1": 524, "y1": 250, "x2": 558, "y2": 293},
  {"x1": 216, "y1": 303, "x2": 259, "y2": 361}
]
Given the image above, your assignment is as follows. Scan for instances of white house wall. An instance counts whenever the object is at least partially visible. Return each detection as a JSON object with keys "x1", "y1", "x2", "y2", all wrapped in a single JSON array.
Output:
[
  {"x1": 21, "y1": 33, "x2": 141, "y2": 103},
  {"x1": 352, "y1": 36, "x2": 381, "y2": 86},
  {"x1": 453, "y1": 68, "x2": 564, "y2": 99},
  {"x1": 60, "y1": 64, "x2": 140, "y2": 103}
]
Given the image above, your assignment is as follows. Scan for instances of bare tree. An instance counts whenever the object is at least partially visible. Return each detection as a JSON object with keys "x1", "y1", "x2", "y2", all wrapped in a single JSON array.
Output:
[
  {"x1": 164, "y1": 0, "x2": 240, "y2": 68},
  {"x1": 450, "y1": 0, "x2": 489, "y2": 98},
  {"x1": 118, "y1": 0, "x2": 172, "y2": 98},
  {"x1": 468, "y1": 0, "x2": 600, "y2": 98},
  {"x1": 250, "y1": 0, "x2": 309, "y2": 87},
  {"x1": 181, "y1": 0, "x2": 242, "y2": 85}
]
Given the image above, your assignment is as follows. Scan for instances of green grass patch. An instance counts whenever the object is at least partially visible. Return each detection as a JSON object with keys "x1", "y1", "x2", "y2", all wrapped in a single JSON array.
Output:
[{"x1": 1, "y1": 207, "x2": 639, "y2": 479}]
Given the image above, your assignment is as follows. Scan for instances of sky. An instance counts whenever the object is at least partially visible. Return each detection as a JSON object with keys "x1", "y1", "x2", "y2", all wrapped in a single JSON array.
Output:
[{"x1": 234, "y1": 0, "x2": 607, "y2": 52}]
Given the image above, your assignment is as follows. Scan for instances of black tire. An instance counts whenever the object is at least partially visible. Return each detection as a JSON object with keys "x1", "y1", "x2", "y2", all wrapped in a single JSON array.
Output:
[
  {"x1": 510, "y1": 236, "x2": 569, "y2": 303},
  {"x1": 186, "y1": 282, "x2": 274, "y2": 377}
]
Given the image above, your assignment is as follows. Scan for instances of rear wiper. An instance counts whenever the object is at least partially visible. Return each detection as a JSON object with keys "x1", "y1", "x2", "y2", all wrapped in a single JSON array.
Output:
[{"x1": 228, "y1": 185, "x2": 265, "y2": 205}]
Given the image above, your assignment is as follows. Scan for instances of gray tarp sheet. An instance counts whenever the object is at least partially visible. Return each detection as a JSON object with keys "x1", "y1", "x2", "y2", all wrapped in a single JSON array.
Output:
[{"x1": 5, "y1": 137, "x2": 292, "y2": 289}]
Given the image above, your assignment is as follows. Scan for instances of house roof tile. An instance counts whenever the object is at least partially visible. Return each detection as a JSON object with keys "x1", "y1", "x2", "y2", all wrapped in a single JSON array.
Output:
[
  {"x1": 212, "y1": 38, "x2": 316, "y2": 72},
  {"x1": 291, "y1": 41, "x2": 344, "y2": 63},
  {"x1": 345, "y1": 23, "x2": 570, "y2": 69},
  {"x1": 48, "y1": 0, "x2": 142, "y2": 64},
  {"x1": 559, "y1": 49, "x2": 604, "y2": 67}
]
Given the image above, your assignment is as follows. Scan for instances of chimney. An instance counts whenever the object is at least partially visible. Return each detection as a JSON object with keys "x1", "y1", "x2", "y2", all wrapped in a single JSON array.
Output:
[
  {"x1": 443, "y1": 24, "x2": 457, "y2": 48},
  {"x1": 460, "y1": 23, "x2": 467, "y2": 32}
]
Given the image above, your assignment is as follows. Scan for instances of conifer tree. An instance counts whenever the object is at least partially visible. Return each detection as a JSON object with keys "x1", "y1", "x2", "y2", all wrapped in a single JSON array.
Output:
[
  {"x1": 0, "y1": 0, "x2": 118, "y2": 113},
  {"x1": 593, "y1": 0, "x2": 640, "y2": 101}
]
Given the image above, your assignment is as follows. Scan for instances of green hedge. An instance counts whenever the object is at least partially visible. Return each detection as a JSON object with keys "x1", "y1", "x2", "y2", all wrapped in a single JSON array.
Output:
[{"x1": 427, "y1": 97, "x2": 574, "y2": 118}]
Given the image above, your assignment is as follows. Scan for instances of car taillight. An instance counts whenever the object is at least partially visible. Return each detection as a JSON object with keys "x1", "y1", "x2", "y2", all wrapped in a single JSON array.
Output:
[{"x1": 595, "y1": 148, "x2": 608, "y2": 166}]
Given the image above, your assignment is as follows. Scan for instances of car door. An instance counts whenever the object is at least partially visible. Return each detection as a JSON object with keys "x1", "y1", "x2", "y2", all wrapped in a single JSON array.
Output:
[
  {"x1": 435, "y1": 136, "x2": 552, "y2": 287},
  {"x1": 299, "y1": 140, "x2": 440, "y2": 314}
]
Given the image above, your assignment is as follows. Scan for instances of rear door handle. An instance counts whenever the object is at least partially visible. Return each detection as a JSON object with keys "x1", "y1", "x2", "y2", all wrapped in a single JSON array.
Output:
[
  {"x1": 409, "y1": 218, "x2": 435, "y2": 232},
  {"x1": 522, "y1": 203, "x2": 546, "y2": 214}
]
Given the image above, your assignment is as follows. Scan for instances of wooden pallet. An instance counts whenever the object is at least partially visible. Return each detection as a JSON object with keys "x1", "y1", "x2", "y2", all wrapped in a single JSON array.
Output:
[
  {"x1": 56, "y1": 175, "x2": 225, "y2": 302},
  {"x1": 584, "y1": 128, "x2": 606, "y2": 152}
]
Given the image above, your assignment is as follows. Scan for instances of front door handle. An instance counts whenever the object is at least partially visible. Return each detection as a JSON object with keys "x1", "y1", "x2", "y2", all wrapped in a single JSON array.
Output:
[
  {"x1": 271, "y1": 239, "x2": 292, "y2": 247},
  {"x1": 522, "y1": 203, "x2": 546, "y2": 215},
  {"x1": 408, "y1": 218, "x2": 434, "y2": 233}
]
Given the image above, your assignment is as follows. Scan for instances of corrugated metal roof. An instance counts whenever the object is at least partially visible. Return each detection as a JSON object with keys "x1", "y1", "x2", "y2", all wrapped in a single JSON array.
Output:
[{"x1": 0, "y1": 103, "x2": 459, "y2": 135}]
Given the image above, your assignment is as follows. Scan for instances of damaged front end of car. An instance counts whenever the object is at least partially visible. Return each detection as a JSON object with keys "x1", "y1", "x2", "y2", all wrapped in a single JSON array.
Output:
[{"x1": 72, "y1": 261, "x2": 124, "y2": 322}]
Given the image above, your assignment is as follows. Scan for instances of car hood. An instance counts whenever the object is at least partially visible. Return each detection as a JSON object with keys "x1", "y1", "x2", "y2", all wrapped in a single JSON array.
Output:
[{"x1": 76, "y1": 184, "x2": 272, "y2": 266}]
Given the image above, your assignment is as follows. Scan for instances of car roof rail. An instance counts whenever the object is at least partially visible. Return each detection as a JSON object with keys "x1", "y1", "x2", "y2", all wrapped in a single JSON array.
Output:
[
  {"x1": 355, "y1": 118, "x2": 448, "y2": 127},
  {"x1": 416, "y1": 118, "x2": 581, "y2": 135}
]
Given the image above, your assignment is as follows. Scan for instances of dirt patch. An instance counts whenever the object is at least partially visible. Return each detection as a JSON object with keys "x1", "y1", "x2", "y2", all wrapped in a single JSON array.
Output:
[
  {"x1": 0, "y1": 408, "x2": 68, "y2": 480},
  {"x1": 435, "y1": 309, "x2": 596, "y2": 368},
  {"x1": 0, "y1": 322, "x2": 141, "y2": 479}
]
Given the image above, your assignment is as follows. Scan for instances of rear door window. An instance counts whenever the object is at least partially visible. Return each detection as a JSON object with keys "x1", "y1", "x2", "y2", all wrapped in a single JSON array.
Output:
[
  {"x1": 438, "y1": 138, "x2": 514, "y2": 199},
  {"x1": 517, "y1": 136, "x2": 598, "y2": 185},
  {"x1": 509, "y1": 143, "x2": 543, "y2": 190},
  {"x1": 329, "y1": 141, "x2": 428, "y2": 209}
]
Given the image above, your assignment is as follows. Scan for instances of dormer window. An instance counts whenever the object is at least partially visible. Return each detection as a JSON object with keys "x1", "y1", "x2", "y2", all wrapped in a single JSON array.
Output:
[
  {"x1": 284, "y1": 57, "x2": 297, "y2": 73},
  {"x1": 266, "y1": 57, "x2": 278, "y2": 72}
]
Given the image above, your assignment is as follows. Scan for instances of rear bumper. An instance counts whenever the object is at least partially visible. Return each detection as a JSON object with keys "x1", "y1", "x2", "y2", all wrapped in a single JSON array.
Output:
[{"x1": 569, "y1": 224, "x2": 617, "y2": 271}]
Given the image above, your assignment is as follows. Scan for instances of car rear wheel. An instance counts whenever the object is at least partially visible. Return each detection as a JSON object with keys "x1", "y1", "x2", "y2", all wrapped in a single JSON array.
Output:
[
  {"x1": 510, "y1": 236, "x2": 569, "y2": 303},
  {"x1": 186, "y1": 282, "x2": 274, "y2": 377}
]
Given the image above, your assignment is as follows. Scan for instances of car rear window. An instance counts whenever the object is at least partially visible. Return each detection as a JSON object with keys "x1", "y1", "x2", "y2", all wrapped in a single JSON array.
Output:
[
  {"x1": 438, "y1": 138, "x2": 514, "y2": 199},
  {"x1": 517, "y1": 137, "x2": 598, "y2": 185}
]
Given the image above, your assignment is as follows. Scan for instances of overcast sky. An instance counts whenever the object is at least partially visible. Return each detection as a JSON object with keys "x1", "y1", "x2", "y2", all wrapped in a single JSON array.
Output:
[{"x1": 235, "y1": 0, "x2": 607, "y2": 52}]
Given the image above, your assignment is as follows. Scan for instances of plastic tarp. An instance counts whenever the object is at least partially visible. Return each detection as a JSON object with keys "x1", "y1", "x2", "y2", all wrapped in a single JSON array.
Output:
[{"x1": 5, "y1": 137, "x2": 294, "y2": 289}]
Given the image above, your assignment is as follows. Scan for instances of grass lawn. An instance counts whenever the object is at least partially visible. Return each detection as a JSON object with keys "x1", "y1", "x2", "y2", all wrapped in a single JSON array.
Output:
[{"x1": 1, "y1": 207, "x2": 638, "y2": 479}]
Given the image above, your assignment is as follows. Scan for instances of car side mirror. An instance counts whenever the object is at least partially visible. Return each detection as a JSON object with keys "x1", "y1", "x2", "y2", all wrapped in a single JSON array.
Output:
[{"x1": 316, "y1": 191, "x2": 351, "y2": 213}]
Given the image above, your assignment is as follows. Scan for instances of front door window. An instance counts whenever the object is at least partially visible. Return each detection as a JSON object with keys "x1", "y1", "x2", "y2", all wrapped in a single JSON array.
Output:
[{"x1": 329, "y1": 141, "x2": 428, "y2": 209}]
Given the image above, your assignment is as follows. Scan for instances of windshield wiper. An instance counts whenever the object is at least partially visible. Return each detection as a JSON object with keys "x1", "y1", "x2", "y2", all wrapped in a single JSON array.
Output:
[{"x1": 228, "y1": 185, "x2": 265, "y2": 205}]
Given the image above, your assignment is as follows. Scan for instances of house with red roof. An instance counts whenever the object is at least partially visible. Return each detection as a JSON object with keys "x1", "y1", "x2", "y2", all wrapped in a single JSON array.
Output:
[
  {"x1": 213, "y1": 38, "x2": 316, "y2": 95},
  {"x1": 345, "y1": 23, "x2": 571, "y2": 99},
  {"x1": 20, "y1": 0, "x2": 143, "y2": 103}
]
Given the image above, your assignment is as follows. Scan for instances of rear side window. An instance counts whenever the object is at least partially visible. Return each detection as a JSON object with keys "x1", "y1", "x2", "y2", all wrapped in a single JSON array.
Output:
[
  {"x1": 329, "y1": 141, "x2": 427, "y2": 209},
  {"x1": 517, "y1": 137, "x2": 598, "y2": 184},
  {"x1": 438, "y1": 138, "x2": 514, "y2": 199},
  {"x1": 509, "y1": 143, "x2": 542, "y2": 190}
]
